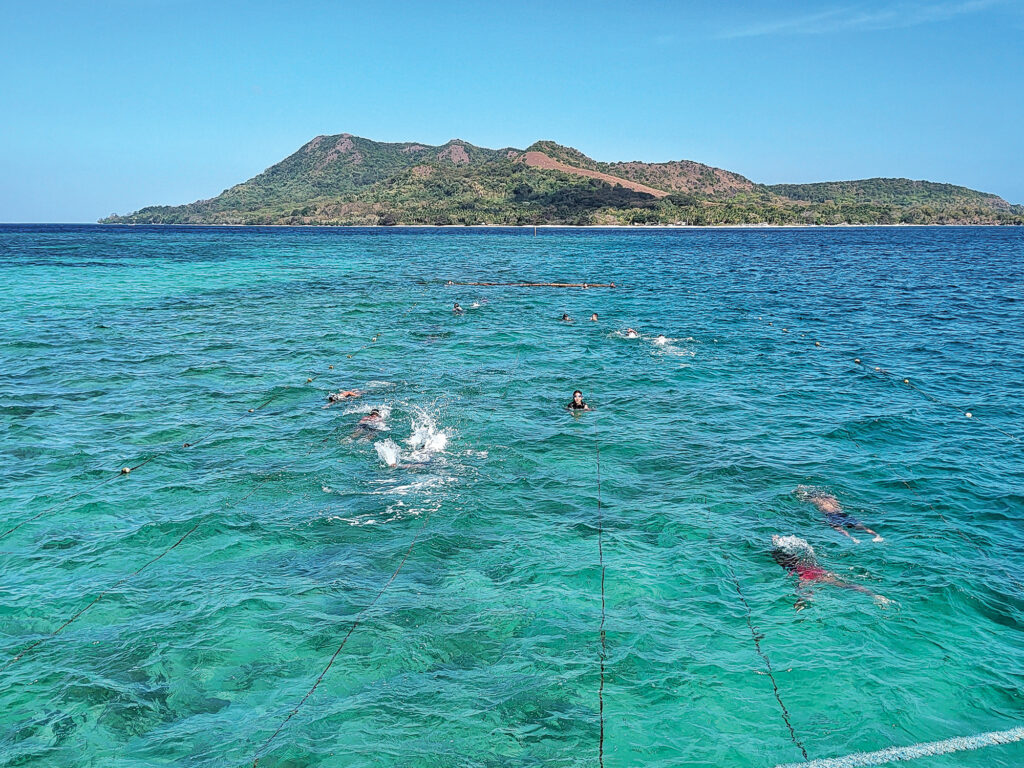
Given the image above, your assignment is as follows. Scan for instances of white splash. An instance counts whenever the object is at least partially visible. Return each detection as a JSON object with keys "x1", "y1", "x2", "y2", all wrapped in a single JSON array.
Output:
[
  {"x1": 405, "y1": 409, "x2": 450, "y2": 460},
  {"x1": 650, "y1": 335, "x2": 696, "y2": 357},
  {"x1": 610, "y1": 329, "x2": 641, "y2": 340},
  {"x1": 771, "y1": 534, "x2": 817, "y2": 561},
  {"x1": 375, "y1": 438, "x2": 401, "y2": 467},
  {"x1": 371, "y1": 407, "x2": 452, "y2": 468}
]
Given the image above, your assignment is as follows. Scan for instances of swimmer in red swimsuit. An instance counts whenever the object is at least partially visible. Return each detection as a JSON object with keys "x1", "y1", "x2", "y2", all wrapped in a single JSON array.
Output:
[{"x1": 771, "y1": 535, "x2": 891, "y2": 609}]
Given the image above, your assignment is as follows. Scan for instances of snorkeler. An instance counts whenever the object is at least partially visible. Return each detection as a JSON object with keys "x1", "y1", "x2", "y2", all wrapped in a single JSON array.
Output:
[
  {"x1": 567, "y1": 390, "x2": 592, "y2": 411},
  {"x1": 771, "y1": 534, "x2": 891, "y2": 608},
  {"x1": 590, "y1": 313, "x2": 599, "y2": 322},
  {"x1": 561, "y1": 313, "x2": 573, "y2": 322},
  {"x1": 325, "y1": 389, "x2": 362, "y2": 406},
  {"x1": 795, "y1": 486, "x2": 883, "y2": 543},
  {"x1": 453, "y1": 302, "x2": 465, "y2": 314},
  {"x1": 351, "y1": 408, "x2": 385, "y2": 438}
]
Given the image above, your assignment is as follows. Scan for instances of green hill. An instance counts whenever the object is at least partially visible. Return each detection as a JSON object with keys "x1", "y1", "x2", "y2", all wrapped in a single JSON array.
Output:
[
  {"x1": 765, "y1": 178, "x2": 1011, "y2": 208},
  {"x1": 101, "y1": 134, "x2": 1023, "y2": 226}
]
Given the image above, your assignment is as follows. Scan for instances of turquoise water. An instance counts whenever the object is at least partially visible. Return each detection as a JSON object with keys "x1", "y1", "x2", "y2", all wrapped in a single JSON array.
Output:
[{"x1": 1, "y1": 225, "x2": 1022, "y2": 768}]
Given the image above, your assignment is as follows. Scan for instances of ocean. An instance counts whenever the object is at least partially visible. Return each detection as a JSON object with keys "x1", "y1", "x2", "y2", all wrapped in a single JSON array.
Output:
[{"x1": 1, "y1": 224, "x2": 1022, "y2": 767}]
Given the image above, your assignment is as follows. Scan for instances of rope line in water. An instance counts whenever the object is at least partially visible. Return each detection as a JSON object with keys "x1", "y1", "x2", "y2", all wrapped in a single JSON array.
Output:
[
  {"x1": 251, "y1": 509, "x2": 433, "y2": 766},
  {"x1": 760, "y1": 316, "x2": 1019, "y2": 445},
  {"x1": 596, "y1": 447, "x2": 607, "y2": 768},
  {"x1": 857, "y1": 361, "x2": 1020, "y2": 444},
  {"x1": 2, "y1": 419, "x2": 345, "y2": 671},
  {"x1": 0, "y1": 369, "x2": 330, "y2": 543},
  {"x1": 772, "y1": 725, "x2": 1024, "y2": 768},
  {"x1": 702, "y1": 500, "x2": 808, "y2": 762},
  {"x1": 1, "y1": 519, "x2": 201, "y2": 672},
  {"x1": 723, "y1": 552, "x2": 808, "y2": 761}
]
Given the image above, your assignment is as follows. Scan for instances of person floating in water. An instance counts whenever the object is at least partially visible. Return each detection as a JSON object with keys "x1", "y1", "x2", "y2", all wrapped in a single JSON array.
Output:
[
  {"x1": 453, "y1": 302, "x2": 465, "y2": 315},
  {"x1": 561, "y1": 313, "x2": 573, "y2": 322},
  {"x1": 567, "y1": 390, "x2": 591, "y2": 411},
  {"x1": 351, "y1": 408, "x2": 385, "y2": 438},
  {"x1": 795, "y1": 486, "x2": 883, "y2": 543},
  {"x1": 325, "y1": 389, "x2": 362, "y2": 406},
  {"x1": 590, "y1": 313, "x2": 599, "y2": 322},
  {"x1": 771, "y1": 534, "x2": 891, "y2": 609}
]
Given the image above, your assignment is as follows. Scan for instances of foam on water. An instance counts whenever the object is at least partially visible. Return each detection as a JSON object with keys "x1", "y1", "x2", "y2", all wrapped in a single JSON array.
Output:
[
  {"x1": 772, "y1": 534, "x2": 817, "y2": 561},
  {"x1": 405, "y1": 407, "x2": 450, "y2": 457},
  {"x1": 374, "y1": 438, "x2": 402, "y2": 467}
]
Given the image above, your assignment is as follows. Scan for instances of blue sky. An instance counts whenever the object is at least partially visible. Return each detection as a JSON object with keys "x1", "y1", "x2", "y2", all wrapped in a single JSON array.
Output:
[{"x1": 2, "y1": 0, "x2": 1022, "y2": 221}]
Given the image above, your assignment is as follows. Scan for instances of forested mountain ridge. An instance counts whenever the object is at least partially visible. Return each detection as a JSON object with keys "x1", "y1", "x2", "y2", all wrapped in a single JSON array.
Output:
[{"x1": 102, "y1": 134, "x2": 1024, "y2": 226}]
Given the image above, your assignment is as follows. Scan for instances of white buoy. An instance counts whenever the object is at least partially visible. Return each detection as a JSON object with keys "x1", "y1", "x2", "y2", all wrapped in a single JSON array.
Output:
[
  {"x1": 815, "y1": 342, "x2": 821, "y2": 347},
  {"x1": 307, "y1": 378, "x2": 313, "y2": 383},
  {"x1": 121, "y1": 467, "x2": 131, "y2": 474},
  {"x1": 329, "y1": 364, "x2": 334, "y2": 369},
  {"x1": 854, "y1": 358, "x2": 861, "y2": 364},
  {"x1": 248, "y1": 408, "x2": 254, "y2": 413},
  {"x1": 903, "y1": 379, "x2": 910, "y2": 384},
  {"x1": 966, "y1": 412, "x2": 973, "y2": 418}
]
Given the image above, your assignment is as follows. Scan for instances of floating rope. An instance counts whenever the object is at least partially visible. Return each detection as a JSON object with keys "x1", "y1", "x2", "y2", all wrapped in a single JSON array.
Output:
[
  {"x1": 703, "y1": 501, "x2": 808, "y2": 762},
  {"x1": 725, "y1": 553, "x2": 807, "y2": 761},
  {"x1": 0, "y1": 453, "x2": 159, "y2": 542},
  {"x1": 596, "y1": 447, "x2": 607, "y2": 768},
  {"x1": 853, "y1": 360, "x2": 1019, "y2": 444},
  {"x1": 2, "y1": 418, "x2": 345, "y2": 672},
  {"x1": 0, "y1": 370, "x2": 329, "y2": 543},
  {"x1": 444, "y1": 281, "x2": 615, "y2": 288},
  {"x1": 773, "y1": 725, "x2": 1024, "y2": 768},
  {"x1": 2, "y1": 518, "x2": 201, "y2": 672},
  {"x1": 759, "y1": 316, "x2": 1019, "y2": 445},
  {"x1": 250, "y1": 508, "x2": 433, "y2": 766}
]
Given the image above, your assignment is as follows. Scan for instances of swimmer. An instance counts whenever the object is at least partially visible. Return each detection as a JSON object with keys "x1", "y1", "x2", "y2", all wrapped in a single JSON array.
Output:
[
  {"x1": 561, "y1": 313, "x2": 573, "y2": 322},
  {"x1": 351, "y1": 408, "x2": 384, "y2": 439},
  {"x1": 567, "y1": 390, "x2": 592, "y2": 411},
  {"x1": 771, "y1": 534, "x2": 891, "y2": 609},
  {"x1": 453, "y1": 302, "x2": 465, "y2": 315},
  {"x1": 325, "y1": 389, "x2": 362, "y2": 407},
  {"x1": 795, "y1": 486, "x2": 883, "y2": 543},
  {"x1": 624, "y1": 328, "x2": 640, "y2": 339},
  {"x1": 590, "y1": 313, "x2": 599, "y2": 322},
  {"x1": 654, "y1": 334, "x2": 668, "y2": 344}
]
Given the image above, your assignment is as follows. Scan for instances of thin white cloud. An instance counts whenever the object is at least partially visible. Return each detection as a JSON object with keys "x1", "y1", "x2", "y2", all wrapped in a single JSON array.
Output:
[{"x1": 720, "y1": 0, "x2": 1004, "y2": 39}]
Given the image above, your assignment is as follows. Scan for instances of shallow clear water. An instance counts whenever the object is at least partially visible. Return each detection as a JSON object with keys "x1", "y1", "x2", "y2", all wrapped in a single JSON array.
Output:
[{"x1": 1, "y1": 225, "x2": 1022, "y2": 768}]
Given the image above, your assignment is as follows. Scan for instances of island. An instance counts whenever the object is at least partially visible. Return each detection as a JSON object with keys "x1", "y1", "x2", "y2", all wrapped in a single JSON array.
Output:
[{"x1": 101, "y1": 135, "x2": 1024, "y2": 226}]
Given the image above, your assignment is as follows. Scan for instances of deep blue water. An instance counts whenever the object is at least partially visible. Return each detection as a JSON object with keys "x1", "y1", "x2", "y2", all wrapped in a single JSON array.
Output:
[{"x1": 1, "y1": 224, "x2": 1022, "y2": 767}]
